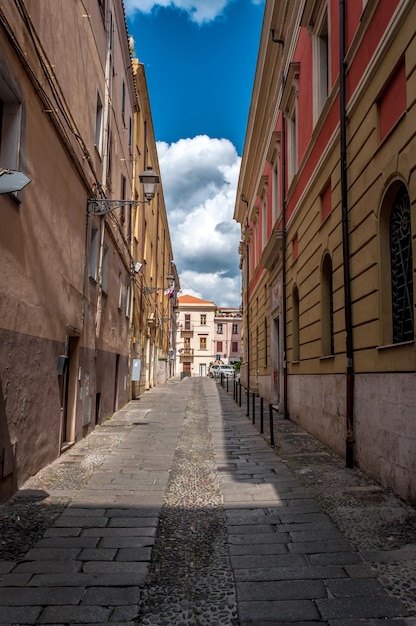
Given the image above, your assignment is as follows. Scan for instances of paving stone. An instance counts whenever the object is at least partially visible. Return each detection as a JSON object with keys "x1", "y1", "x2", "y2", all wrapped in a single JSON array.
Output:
[
  {"x1": 0, "y1": 605, "x2": 42, "y2": 624},
  {"x1": 236, "y1": 579, "x2": 327, "y2": 601},
  {"x1": 316, "y1": 596, "x2": 409, "y2": 620},
  {"x1": 238, "y1": 599, "x2": 321, "y2": 621},
  {"x1": 0, "y1": 586, "x2": 83, "y2": 605},
  {"x1": 37, "y1": 605, "x2": 112, "y2": 624},
  {"x1": 81, "y1": 586, "x2": 140, "y2": 605}
]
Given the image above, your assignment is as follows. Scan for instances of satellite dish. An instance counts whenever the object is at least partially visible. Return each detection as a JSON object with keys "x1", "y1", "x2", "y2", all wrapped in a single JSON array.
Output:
[{"x1": 0, "y1": 168, "x2": 31, "y2": 194}]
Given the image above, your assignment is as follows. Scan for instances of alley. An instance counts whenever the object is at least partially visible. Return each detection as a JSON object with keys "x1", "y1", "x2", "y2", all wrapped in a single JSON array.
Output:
[{"x1": 0, "y1": 376, "x2": 415, "y2": 625}]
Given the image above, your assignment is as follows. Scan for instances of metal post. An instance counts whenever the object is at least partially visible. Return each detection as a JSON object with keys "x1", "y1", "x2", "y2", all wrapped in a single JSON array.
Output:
[
  {"x1": 269, "y1": 404, "x2": 275, "y2": 446},
  {"x1": 246, "y1": 388, "x2": 250, "y2": 417},
  {"x1": 252, "y1": 392, "x2": 256, "y2": 424},
  {"x1": 260, "y1": 397, "x2": 264, "y2": 430},
  {"x1": 238, "y1": 380, "x2": 242, "y2": 407}
]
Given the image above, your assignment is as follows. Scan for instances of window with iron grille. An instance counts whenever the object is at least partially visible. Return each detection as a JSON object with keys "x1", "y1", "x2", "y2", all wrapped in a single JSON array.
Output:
[{"x1": 390, "y1": 186, "x2": 414, "y2": 343}]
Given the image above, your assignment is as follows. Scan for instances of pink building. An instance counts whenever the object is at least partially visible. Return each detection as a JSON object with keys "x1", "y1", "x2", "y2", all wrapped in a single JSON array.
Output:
[{"x1": 214, "y1": 308, "x2": 242, "y2": 365}]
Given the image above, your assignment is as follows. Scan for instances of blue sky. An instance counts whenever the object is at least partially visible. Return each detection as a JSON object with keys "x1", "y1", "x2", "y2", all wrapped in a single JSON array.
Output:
[{"x1": 125, "y1": 0, "x2": 265, "y2": 306}]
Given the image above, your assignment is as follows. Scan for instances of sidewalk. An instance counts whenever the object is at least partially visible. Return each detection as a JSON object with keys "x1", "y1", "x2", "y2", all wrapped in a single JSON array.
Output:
[{"x1": 0, "y1": 376, "x2": 414, "y2": 625}]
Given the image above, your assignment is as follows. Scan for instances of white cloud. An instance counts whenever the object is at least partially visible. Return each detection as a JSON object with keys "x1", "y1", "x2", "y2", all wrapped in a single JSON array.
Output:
[
  {"x1": 157, "y1": 135, "x2": 242, "y2": 306},
  {"x1": 124, "y1": 0, "x2": 229, "y2": 24}
]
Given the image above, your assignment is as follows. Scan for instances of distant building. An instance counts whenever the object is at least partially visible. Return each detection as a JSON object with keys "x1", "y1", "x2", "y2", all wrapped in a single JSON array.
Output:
[
  {"x1": 176, "y1": 295, "x2": 216, "y2": 377},
  {"x1": 176, "y1": 296, "x2": 242, "y2": 376},
  {"x1": 214, "y1": 308, "x2": 242, "y2": 365}
]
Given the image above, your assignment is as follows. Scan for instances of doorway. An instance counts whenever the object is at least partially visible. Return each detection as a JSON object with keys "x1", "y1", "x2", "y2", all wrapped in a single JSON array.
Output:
[{"x1": 61, "y1": 335, "x2": 79, "y2": 450}]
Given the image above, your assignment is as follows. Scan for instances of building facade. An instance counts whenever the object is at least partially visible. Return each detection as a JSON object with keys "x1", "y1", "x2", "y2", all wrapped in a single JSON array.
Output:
[
  {"x1": 235, "y1": 0, "x2": 416, "y2": 503},
  {"x1": 0, "y1": 1, "x2": 175, "y2": 501},
  {"x1": 176, "y1": 295, "x2": 217, "y2": 377},
  {"x1": 130, "y1": 60, "x2": 179, "y2": 396},
  {"x1": 214, "y1": 308, "x2": 243, "y2": 365}
]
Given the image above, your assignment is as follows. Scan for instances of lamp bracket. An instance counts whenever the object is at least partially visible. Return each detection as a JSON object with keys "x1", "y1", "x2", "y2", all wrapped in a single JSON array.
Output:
[
  {"x1": 87, "y1": 198, "x2": 149, "y2": 216},
  {"x1": 143, "y1": 286, "x2": 167, "y2": 294}
]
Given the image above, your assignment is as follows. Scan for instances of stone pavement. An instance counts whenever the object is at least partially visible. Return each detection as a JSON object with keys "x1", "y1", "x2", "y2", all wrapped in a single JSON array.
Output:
[{"x1": 0, "y1": 376, "x2": 415, "y2": 625}]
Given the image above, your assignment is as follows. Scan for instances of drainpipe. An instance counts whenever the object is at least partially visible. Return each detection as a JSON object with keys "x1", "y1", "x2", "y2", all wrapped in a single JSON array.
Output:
[
  {"x1": 240, "y1": 198, "x2": 250, "y2": 410},
  {"x1": 339, "y1": 0, "x2": 355, "y2": 468},
  {"x1": 95, "y1": 0, "x2": 113, "y2": 339},
  {"x1": 271, "y1": 31, "x2": 288, "y2": 419},
  {"x1": 281, "y1": 109, "x2": 288, "y2": 420}
]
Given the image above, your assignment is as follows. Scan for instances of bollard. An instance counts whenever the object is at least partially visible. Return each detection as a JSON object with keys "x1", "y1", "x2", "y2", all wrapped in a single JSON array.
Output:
[
  {"x1": 260, "y1": 400, "x2": 264, "y2": 433},
  {"x1": 246, "y1": 388, "x2": 250, "y2": 418},
  {"x1": 238, "y1": 381, "x2": 242, "y2": 407},
  {"x1": 269, "y1": 403, "x2": 275, "y2": 446},
  {"x1": 252, "y1": 392, "x2": 256, "y2": 425},
  {"x1": 260, "y1": 397, "x2": 264, "y2": 431},
  {"x1": 226, "y1": 375, "x2": 229, "y2": 393}
]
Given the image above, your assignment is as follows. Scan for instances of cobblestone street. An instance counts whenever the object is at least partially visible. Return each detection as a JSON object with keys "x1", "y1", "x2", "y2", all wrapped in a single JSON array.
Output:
[{"x1": 0, "y1": 376, "x2": 415, "y2": 625}]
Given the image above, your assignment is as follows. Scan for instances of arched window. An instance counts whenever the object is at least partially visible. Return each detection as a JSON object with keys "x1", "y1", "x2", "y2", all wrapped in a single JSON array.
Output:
[
  {"x1": 292, "y1": 285, "x2": 300, "y2": 361},
  {"x1": 322, "y1": 253, "x2": 334, "y2": 355},
  {"x1": 390, "y1": 186, "x2": 414, "y2": 343}
]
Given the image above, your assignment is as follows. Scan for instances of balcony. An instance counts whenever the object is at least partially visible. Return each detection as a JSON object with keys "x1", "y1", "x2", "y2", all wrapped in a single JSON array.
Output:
[{"x1": 179, "y1": 347, "x2": 194, "y2": 362}]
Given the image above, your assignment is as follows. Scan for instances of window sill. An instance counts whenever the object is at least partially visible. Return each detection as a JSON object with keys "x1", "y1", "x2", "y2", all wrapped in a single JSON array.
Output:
[{"x1": 377, "y1": 340, "x2": 414, "y2": 351}]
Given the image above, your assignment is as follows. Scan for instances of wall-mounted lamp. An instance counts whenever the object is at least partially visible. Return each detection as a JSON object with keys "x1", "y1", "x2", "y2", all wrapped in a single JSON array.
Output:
[
  {"x1": 143, "y1": 273, "x2": 174, "y2": 295},
  {"x1": 87, "y1": 166, "x2": 160, "y2": 216},
  {"x1": 0, "y1": 167, "x2": 31, "y2": 194}
]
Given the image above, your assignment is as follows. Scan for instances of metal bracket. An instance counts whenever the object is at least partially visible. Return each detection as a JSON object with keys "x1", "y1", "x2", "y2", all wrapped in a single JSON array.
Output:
[{"x1": 87, "y1": 198, "x2": 148, "y2": 216}]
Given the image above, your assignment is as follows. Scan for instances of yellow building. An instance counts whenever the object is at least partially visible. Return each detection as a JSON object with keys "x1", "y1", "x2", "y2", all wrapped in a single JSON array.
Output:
[
  {"x1": 235, "y1": 0, "x2": 416, "y2": 504},
  {"x1": 130, "y1": 60, "x2": 178, "y2": 396}
]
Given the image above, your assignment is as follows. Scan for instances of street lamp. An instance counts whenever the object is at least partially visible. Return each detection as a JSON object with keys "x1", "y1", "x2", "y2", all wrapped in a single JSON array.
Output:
[
  {"x1": 87, "y1": 166, "x2": 160, "y2": 216},
  {"x1": 143, "y1": 273, "x2": 174, "y2": 295}
]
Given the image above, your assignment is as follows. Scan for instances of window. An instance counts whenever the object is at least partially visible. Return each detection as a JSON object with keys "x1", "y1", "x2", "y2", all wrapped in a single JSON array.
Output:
[
  {"x1": 0, "y1": 95, "x2": 22, "y2": 173},
  {"x1": 125, "y1": 280, "x2": 131, "y2": 317},
  {"x1": 292, "y1": 234, "x2": 299, "y2": 261},
  {"x1": 390, "y1": 186, "x2": 414, "y2": 343},
  {"x1": 121, "y1": 79, "x2": 126, "y2": 121},
  {"x1": 95, "y1": 91, "x2": 103, "y2": 154},
  {"x1": 200, "y1": 337, "x2": 207, "y2": 350},
  {"x1": 301, "y1": 1, "x2": 330, "y2": 123},
  {"x1": 262, "y1": 194, "x2": 267, "y2": 248},
  {"x1": 313, "y1": 8, "x2": 329, "y2": 121},
  {"x1": 378, "y1": 62, "x2": 406, "y2": 143},
  {"x1": 102, "y1": 241, "x2": 109, "y2": 293},
  {"x1": 292, "y1": 285, "x2": 300, "y2": 361},
  {"x1": 322, "y1": 253, "x2": 334, "y2": 355},
  {"x1": 120, "y1": 174, "x2": 126, "y2": 224},
  {"x1": 217, "y1": 323, "x2": 223, "y2": 334},
  {"x1": 128, "y1": 117, "x2": 133, "y2": 152},
  {"x1": 272, "y1": 153, "x2": 280, "y2": 225},
  {"x1": 232, "y1": 323, "x2": 238, "y2": 334},
  {"x1": 200, "y1": 314, "x2": 206, "y2": 325},
  {"x1": 321, "y1": 182, "x2": 332, "y2": 222},
  {"x1": 217, "y1": 341, "x2": 223, "y2": 352},
  {"x1": 117, "y1": 270, "x2": 122, "y2": 309},
  {"x1": 281, "y1": 63, "x2": 300, "y2": 186},
  {"x1": 184, "y1": 314, "x2": 191, "y2": 330},
  {"x1": 232, "y1": 341, "x2": 238, "y2": 353},
  {"x1": 89, "y1": 223, "x2": 100, "y2": 280},
  {"x1": 98, "y1": 0, "x2": 106, "y2": 19}
]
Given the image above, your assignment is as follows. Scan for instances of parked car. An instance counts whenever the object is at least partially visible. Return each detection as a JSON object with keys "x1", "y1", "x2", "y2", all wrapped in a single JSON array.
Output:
[
  {"x1": 216, "y1": 364, "x2": 235, "y2": 378},
  {"x1": 209, "y1": 364, "x2": 221, "y2": 377}
]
